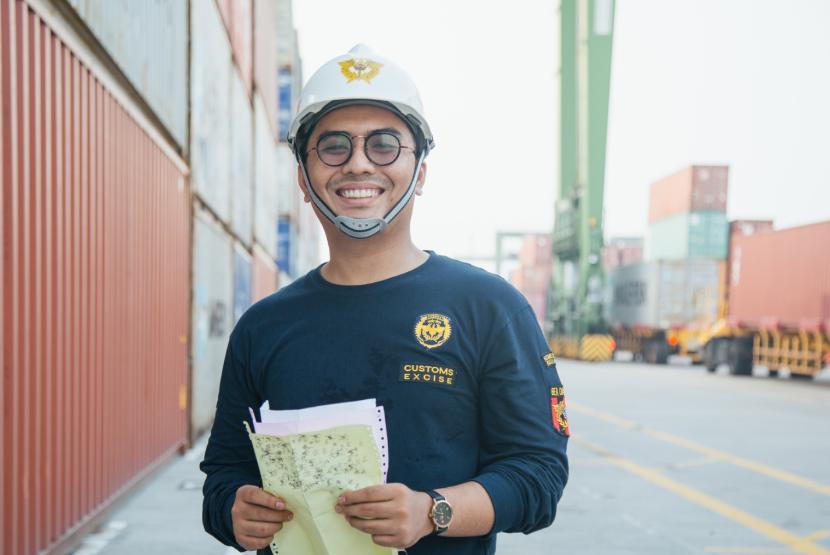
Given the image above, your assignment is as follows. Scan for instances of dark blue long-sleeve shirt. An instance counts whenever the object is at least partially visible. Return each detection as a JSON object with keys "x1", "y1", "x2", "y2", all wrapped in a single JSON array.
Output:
[{"x1": 200, "y1": 252, "x2": 569, "y2": 554}]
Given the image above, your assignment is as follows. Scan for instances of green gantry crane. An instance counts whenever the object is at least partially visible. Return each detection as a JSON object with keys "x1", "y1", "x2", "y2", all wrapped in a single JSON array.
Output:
[{"x1": 550, "y1": 0, "x2": 615, "y2": 357}]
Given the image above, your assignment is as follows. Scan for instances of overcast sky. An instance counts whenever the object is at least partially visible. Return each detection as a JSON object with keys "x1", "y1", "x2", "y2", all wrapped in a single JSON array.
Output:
[{"x1": 293, "y1": 0, "x2": 830, "y2": 260}]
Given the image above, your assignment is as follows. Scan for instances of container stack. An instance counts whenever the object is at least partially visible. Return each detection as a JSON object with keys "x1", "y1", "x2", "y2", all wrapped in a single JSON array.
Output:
[
  {"x1": 510, "y1": 234, "x2": 554, "y2": 331},
  {"x1": 0, "y1": 1, "x2": 320, "y2": 552},
  {"x1": 646, "y1": 165, "x2": 729, "y2": 260},
  {"x1": 605, "y1": 165, "x2": 729, "y2": 331}
]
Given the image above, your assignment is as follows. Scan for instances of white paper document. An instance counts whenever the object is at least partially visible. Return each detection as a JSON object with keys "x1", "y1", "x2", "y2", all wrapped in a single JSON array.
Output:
[{"x1": 246, "y1": 398, "x2": 394, "y2": 555}]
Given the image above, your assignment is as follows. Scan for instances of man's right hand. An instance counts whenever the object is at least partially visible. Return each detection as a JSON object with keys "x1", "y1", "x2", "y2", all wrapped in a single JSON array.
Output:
[{"x1": 231, "y1": 485, "x2": 294, "y2": 551}]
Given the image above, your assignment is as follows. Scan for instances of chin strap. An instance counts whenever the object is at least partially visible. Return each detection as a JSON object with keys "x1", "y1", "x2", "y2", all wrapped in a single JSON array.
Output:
[{"x1": 297, "y1": 150, "x2": 427, "y2": 239}]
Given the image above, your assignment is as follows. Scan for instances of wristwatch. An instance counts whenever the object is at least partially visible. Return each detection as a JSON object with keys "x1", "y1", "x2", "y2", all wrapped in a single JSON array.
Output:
[{"x1": 425, "y1": 490, "x2": 453, "y2": 535}]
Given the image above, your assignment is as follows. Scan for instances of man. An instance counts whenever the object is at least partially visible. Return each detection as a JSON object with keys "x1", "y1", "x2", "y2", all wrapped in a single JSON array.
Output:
[{"x1": 201, "y1": 45, "x2": 569, "y2": 555}]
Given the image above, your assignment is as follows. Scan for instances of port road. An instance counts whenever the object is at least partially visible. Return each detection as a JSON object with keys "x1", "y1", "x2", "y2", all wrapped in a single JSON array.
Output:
[{"x1": 498, "y1": 360, "x2": 830, "y2": 554}]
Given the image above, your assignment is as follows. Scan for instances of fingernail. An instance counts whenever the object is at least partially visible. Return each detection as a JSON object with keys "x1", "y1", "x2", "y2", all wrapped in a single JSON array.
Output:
[
  {"x1": 337, "y1": 496, "x2": 345, "y2": 504},
  {"x1": 287, "y1": 512, "x2": 293, "y2": 520},
  {"x1": 335, "y1": 505, "x2": 342, "y2": 513},
  {"x1": 276, "y1": 501, "x2": 285, "y2": 510}
]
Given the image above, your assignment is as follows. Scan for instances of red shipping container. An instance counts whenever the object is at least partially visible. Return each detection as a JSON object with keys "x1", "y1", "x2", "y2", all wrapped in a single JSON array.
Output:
[
  {"x1": 518, "y1": 233, "x2": 552, "y2": 267},
  {"x1": 728, "y1": 221, "x2": 830, "y2": 328},
  {"x1": 725, "y1": 219, "x2": 774, "y2": 300},
  {"x1": 603, "y1": 237, "x2": 643, "y2": 270},
  {"x1": 649, "y1": 165, "x2": 729, "y2": 223},
  {"x1": 2, "y1": 2, "x2": 190, "y2": 553}
]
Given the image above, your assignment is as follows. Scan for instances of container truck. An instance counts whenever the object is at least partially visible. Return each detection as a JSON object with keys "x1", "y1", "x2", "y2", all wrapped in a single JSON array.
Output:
[
  {"x1": 605, "y1": 259, "x2": 723, "y2": 364},
  {"x1": 702, "y1": 220, "x2": 830, "y2": 378},
  {"x1": 606, "y1": 220, "x2": 830, "y2": 378}
]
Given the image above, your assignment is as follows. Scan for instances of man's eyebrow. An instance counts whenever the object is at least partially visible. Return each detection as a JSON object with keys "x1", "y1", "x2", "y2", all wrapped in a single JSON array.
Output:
[
  {"x1": 372, "y1": 127, "x2": 403, "y2": 137},
  {"x1": 317, "y1": 127, "x2": 404, "y2": 137}
]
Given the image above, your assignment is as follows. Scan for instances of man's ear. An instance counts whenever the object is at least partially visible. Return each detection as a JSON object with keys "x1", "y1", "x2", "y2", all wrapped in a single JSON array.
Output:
[
  {"x1": 415, "y1": 161, "x2": 428, "y2": 196},
  {"x1": 297, "y1": 165, "x2": 311, "y2": 203}
]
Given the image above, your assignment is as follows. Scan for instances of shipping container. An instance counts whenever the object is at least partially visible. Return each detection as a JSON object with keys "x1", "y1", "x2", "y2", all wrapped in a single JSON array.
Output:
[
  {"x1": 646, "y1": 210, "x2": 728, "y2": 260},
  {"x1": 276, "y1": 142, "x2": 297, "y2": 217},
  {"x1": 606, "y1": 259, "x2": 721, "y2": 330},
  {"x1": 276, "y1": 215, "x2": 296, "y2": 278},
  {"x1": 725, "y1": 219, "x2": 774, "y2": 300},
  {"x1": 216, "y1": 0, "x2": 253, "y2": 98},
  {"x1": 191, "y1": 211, "x2": 234, "y2": 438},
  {"x1": 252, "y1": 243, "x2": 278, "y2": 302},
  {"x1": 191, "y1": 0, "x2": 232, "y2": 224},
  {"x1": 2, "y1": 3, "x2": 190, "y2": 552},
  {"x1": 648, "y1": 165, "x2": 728, "y2": 223},
  {"x1": 230, "y1": 69, "x2": 253, "y2": 246},
  {"x1": 233, "y1": 244, "x2": 252, "y2": 324},
  {"x1": 703, "y1": 220, "x2": 830, "y2": 378},
  {"x1": 253, "y1": 0, "x2": 280, "y2": 140},
  {"x1": 254, "y1": 94, "x2": 280, "y2": 259},
  {"x1": 296, "y1": 193, "x2": 321, "y2": 276},
  {"x1": 518, "y1": 234, "x2": 552, "y2": 267},
  {"x1": 66, "y1": 0, "x2": 188, "y2": 148},
  {"x1": 603, "y1": 237, "x2": 643, "y2": 270},
  {"x1": 729, "y1": 221, "x2": 830, "y2": 328}
]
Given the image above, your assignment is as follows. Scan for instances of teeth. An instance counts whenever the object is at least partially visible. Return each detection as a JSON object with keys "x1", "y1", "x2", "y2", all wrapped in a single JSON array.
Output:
[{"x1": 340, "y1": 188, "x2": 381, "y2": 199}]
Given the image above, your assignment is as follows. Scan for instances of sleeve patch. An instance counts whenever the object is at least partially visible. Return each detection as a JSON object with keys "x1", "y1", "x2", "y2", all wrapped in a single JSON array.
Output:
[
  {"x1": 542, "y1": 352, "x2": 556, "y2": 367},
  {"x1": 550, "y1": 387, "x2": 570, "y2": 437}
]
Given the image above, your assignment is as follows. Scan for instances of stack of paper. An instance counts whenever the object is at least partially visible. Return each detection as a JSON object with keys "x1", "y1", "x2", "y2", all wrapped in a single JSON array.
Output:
[{"x1": 245, "y1": 399, "x2": 394, "y2": 555}]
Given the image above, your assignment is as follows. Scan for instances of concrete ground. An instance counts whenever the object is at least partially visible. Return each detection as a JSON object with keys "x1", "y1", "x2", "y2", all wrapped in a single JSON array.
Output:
[{"x1": 74, "y1": 360, "x2": 830, "y2": 554}]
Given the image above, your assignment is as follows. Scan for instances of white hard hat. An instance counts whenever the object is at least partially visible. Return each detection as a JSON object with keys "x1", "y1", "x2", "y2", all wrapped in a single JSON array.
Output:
[{"x1": 287, "y1": 44, "x2": 434, "y2": 156}]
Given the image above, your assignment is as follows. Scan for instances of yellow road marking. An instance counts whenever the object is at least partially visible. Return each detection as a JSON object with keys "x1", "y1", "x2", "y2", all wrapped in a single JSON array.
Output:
[
  {"x1": 704, "y1": 548, "x2": 789, "y2": 553},
  {"x1": 803, "y1": 531, "x2": 830, "y2": 542},
  {"x1": 574, "y1": 437, "x2": 830, "y2": 555},
  {"x1": 570, "y1": 402, "x2": 830, "y2": 496}
]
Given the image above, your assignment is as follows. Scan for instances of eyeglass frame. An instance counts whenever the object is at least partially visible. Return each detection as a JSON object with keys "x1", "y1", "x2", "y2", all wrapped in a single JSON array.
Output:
[{"x1": 306, "y1": 130, "x2": 416, "y2": 167}]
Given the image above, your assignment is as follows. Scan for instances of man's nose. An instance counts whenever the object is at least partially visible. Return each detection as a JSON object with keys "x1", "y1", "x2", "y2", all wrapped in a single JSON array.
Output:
[{"x1": 341, "y1": 138, "x2": 375, "y2": 174}]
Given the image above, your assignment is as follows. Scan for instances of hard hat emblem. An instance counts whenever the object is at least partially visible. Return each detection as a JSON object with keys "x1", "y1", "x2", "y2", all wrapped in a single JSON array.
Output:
[{"x1": 338, "y1": 57, "x2": 383, "y2": 83}]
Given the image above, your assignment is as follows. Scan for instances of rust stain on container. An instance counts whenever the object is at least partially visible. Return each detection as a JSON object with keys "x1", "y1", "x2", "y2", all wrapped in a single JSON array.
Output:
[
  {"x1": 1, "y1": 2, "x2": 190, "y2": 552},
  {"x1": 729, "y1": 220, "x2": 830, "y2": 328}
]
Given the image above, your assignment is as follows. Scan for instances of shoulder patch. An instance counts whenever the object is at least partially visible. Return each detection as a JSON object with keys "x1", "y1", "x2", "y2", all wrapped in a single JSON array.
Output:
[
  {"x1": 550, "y1": 386, "x2": 570, "y2": 437},
  {"x1": 542, "y1": 351, "x2": 556, "y2": 367}
]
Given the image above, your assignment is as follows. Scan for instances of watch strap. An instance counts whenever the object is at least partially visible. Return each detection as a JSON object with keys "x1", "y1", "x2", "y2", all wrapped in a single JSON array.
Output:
[{"x1": 426, "y1": 490, "x2": 449, "y2": 535}]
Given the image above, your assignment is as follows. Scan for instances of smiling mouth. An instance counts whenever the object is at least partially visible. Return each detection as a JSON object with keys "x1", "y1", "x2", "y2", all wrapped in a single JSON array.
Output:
[{"x1": 336, "y1": 188, "x2": 384, "y2": 199}]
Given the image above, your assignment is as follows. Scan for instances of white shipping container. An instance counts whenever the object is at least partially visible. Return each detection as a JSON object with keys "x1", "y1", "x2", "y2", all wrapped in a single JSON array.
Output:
[
  {"x1": 605, "y1": 259, "x2": 721, "y2": 330},
  {"x1": 230, "y1": 72, "x2": 254, "y2": 246},
  {"x1": 191, "y1": 210, "x2": 234, "y2": 436},
  {"x1": 191, "y1": 0, "x2": 232, "y2": 224},
  {"x1": 68, "y1": 0, "x2": 188, "y2": 148},
  {"x1": 276, "y1": 144, "x2": 298, "y2": 217},
  {"x1": 254, "y1": 95, "x2": 280, "y2": 259}
]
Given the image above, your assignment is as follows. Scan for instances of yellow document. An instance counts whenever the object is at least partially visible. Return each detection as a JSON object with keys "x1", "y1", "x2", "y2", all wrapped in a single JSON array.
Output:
[{"x1": 246, "y1": 423, "x2": 396, "y2": 555}]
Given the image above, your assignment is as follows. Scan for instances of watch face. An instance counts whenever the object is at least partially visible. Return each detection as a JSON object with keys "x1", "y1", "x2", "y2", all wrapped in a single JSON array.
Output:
[{"x1": 432, "y1": 500, "x2": 453, "y2": 527}]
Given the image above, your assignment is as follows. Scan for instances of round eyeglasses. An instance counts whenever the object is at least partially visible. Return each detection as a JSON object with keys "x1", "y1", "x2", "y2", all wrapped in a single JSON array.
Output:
[{"x1": 308, "y1": 131, "x2": 415, "y2": 167}]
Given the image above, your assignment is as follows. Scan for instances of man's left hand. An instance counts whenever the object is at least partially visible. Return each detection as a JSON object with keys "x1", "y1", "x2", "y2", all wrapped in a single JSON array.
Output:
[{"x1": 335, "y1": 483, "x2": 434, "y2": 548}]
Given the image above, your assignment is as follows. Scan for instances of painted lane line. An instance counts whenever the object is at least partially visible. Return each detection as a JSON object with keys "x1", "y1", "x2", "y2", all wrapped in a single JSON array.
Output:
[
  {"x1": 573, "y1": 437, "x2": 830, "y2": 555},
  {"x1": 569, "y1": 402, "x2": 830, "y2": 496}
]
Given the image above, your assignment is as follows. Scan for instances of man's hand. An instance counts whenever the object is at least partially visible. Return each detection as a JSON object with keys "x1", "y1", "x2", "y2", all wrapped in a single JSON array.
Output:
[
  {"x1": 231, "y1": 485, "x2": 294, "y2": 551},
  {"x1": 335, "y1": 483, "x2": 434, "y2": 548}
]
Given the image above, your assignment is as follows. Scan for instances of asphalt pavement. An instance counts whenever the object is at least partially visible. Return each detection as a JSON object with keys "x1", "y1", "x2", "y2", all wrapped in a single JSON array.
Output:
[{"x1": 73, "y1": 359, "x2": 830, "y2": 555}]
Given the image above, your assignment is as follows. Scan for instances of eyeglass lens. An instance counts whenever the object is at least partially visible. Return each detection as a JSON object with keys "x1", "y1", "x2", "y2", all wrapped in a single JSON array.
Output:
[{"x1": 316, "y1": 132, "x2": 403, "y2": 166}]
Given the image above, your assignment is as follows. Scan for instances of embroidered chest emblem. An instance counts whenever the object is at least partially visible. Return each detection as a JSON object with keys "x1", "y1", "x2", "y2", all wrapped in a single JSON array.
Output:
[{"x1": 414, "y1": 313, "x2": 452, "y2": 350}]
